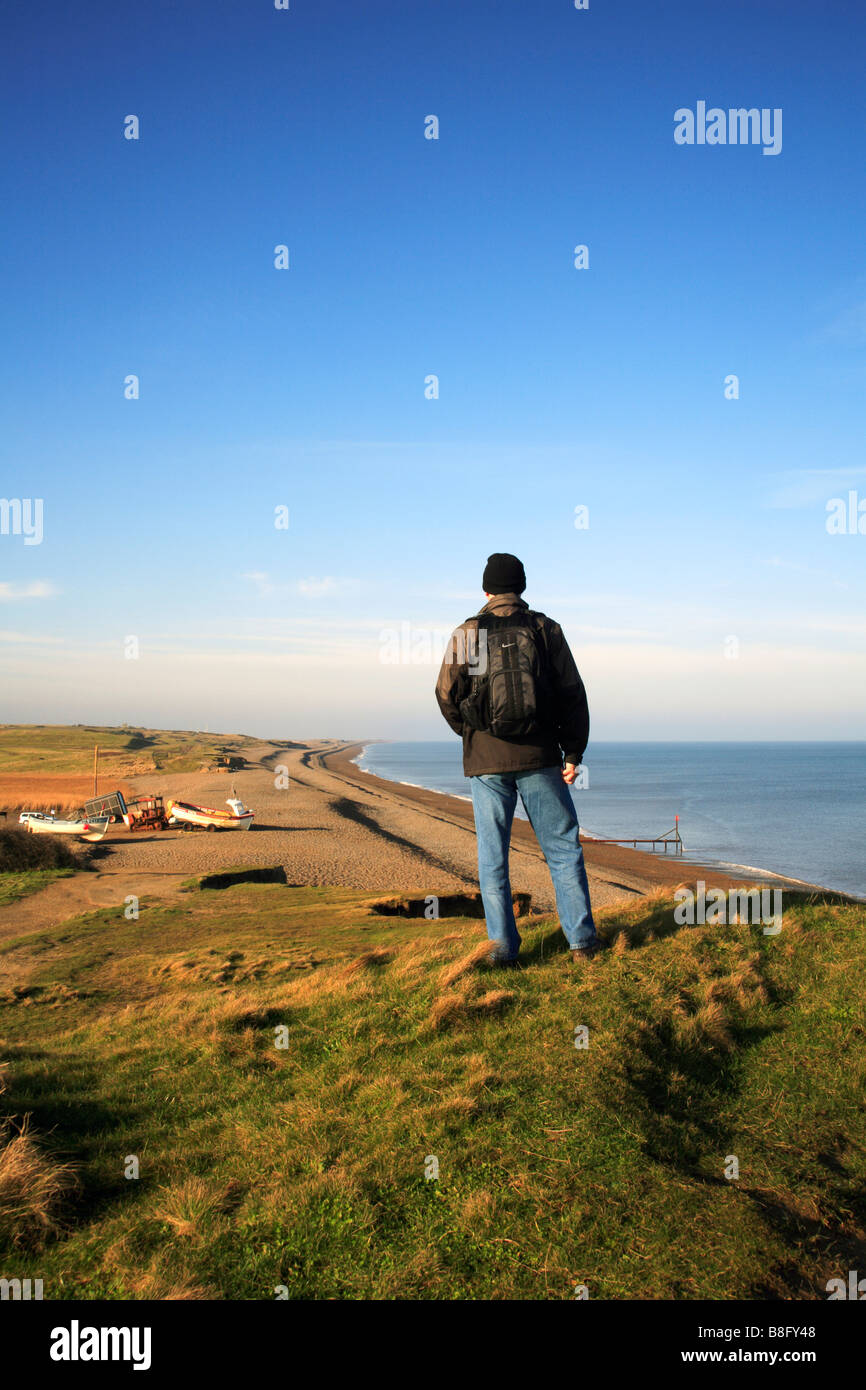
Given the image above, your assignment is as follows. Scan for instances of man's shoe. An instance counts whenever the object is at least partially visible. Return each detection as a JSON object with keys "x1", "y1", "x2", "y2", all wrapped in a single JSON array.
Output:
[
  {"x1": 492, "y1": 956, "x2": 521, "y2": 970},
  {"x1": 569, "y1": 941, "x2": 604, "y2": 965}
]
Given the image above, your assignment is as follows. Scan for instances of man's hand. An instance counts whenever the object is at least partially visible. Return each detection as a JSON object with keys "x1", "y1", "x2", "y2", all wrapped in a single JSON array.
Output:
[{"x1": 562, "y1": 763, "x2": 577, "y2": 785}]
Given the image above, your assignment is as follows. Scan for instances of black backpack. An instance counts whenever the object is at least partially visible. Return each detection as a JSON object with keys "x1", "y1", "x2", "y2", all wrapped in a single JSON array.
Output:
[{"x1": 458, "y1": 611, "x2": 551, "y2": 739}]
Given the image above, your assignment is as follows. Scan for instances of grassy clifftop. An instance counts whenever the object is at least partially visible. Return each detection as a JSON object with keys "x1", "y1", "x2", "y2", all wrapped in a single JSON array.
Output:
[
  {"x1": 0, "y1": 724, "x2": 266, "y2": 777},
  {"x1": 1, "y1": 882, "x2": 864, "y2": 1299}
]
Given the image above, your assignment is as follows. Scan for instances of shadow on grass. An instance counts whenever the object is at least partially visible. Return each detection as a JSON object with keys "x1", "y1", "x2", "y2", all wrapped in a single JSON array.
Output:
[
  {"x1": 622, "y1": 1016, "x2": 781, "y2": 1170},
  {"x1": 746, "y1": 1193, "x2": 866, "y2": 1298},
  {"x1": 1, "y1": 1050, "x2": 148, "y2": 1233}
]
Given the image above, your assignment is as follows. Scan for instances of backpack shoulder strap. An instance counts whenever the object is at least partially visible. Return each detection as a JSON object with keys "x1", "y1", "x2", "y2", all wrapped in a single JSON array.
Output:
[{"x1": 522, "y1": 610, "x2": 553, "y2": 671}]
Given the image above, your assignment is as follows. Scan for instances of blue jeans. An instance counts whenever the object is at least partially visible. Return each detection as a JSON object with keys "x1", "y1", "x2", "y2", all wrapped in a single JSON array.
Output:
[{"x1": 469, "y1": 766, "x2": 598, "y2": 960}]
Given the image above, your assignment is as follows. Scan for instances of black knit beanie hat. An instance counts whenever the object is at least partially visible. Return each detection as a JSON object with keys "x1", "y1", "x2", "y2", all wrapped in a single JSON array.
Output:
[{"x1": 482, "y1": 552, "x2": 526, "y2": 594}]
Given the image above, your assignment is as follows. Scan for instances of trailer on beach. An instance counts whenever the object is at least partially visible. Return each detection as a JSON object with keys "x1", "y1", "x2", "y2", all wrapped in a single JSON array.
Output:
[{"x1": 84, "y1": 789, "x2": 128, "y2": 823}]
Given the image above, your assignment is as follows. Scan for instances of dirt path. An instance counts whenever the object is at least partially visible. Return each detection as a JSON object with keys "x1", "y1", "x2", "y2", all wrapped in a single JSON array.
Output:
[{"x1": 0, "y1": 871, "x2": 189, "y2": 943}]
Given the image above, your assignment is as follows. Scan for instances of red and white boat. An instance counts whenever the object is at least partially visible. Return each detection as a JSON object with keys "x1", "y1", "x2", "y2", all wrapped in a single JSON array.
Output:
[{"x1": 165, "y1": 796, "x2": 254, "y2": 832}]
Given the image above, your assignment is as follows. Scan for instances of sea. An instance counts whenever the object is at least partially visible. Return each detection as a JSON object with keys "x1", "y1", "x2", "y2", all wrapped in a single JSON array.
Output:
[{"x1": 353, "y1": 741, "x2": 866, "y2": 899}]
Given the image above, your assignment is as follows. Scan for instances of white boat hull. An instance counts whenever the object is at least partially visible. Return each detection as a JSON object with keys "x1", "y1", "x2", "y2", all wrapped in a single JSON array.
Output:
[
  {"x1": 165, "y1": 799, "x2": 254, "y2": 831},
  {"x1": 26, "y1": 816, "x2": 110, "y2": 842}
]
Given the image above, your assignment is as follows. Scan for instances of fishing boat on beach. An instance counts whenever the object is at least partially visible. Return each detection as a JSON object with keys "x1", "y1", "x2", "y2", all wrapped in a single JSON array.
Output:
[
  {"x1": 165, "y1": 797, "x2": 254, "y2": 831},
  {"x1": 24, "y1": 813, "x2": 111, "y2": 842}
]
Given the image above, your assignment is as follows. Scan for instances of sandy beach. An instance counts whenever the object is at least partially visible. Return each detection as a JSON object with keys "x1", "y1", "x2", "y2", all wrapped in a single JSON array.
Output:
[{"x1": 0, "y1": 738, "x2": 809, "y2": 940}]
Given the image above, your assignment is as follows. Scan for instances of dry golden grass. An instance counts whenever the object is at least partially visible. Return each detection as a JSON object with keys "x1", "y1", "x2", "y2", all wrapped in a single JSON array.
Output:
[
  {"x1": 457, "y1": 1189, "x2": 497, "y2": 1231},
  {"x1": 429, "y1": 991, "x2": 468, "y2": 1031},
  {"x1": 438, "y1": 938, "x2": 499, "y2": 990},
  {"x1": 430, "y1": 1050, "x2": 504, "y2": 1120},
  {"x1": 152, "y1": 1176, "x2": 245, "y2": 1242},
  {"x1": 470, "y1": 988, "x2": 515, "y2": 1016},
  {"x1": 393, "y1": 933, "x2": 464, "y2": 979},
  {"x1": 684, "y1": 999, "x2": 735, "y2": 1050},
  {"x1": 0, "y1": 981, "x2": 87, "y2": 1008},
  {"x1": 0, "y1": 774, "x2": 134, "y2": 815},
  {"x1": 0, "y1": 1115, "x2": 78, "y2": 1248},
  {"x1": 464, "y1": 1052, "x2": 501, "y2": 1089},
  {"x1": 340, "y1": 947, "x2": 393, "y2": 975},
  {"x1": 428, "y1": 985, "x2": 516, "y2": 1031},
  {"x1": 125, "y1": 1262, "x2": 215, "y2": 1300}
]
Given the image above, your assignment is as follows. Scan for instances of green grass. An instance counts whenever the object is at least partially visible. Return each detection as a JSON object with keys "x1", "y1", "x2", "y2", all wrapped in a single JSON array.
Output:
[
  {"x1": 0, "y1": 867, "x2": 76, "y2": 908},
  {"x1": 0, "y1": 724, "x2": 271, "y2": 776},
  {"x1": 1, "y1": 882, "x2": 864, "y2": 1300}
]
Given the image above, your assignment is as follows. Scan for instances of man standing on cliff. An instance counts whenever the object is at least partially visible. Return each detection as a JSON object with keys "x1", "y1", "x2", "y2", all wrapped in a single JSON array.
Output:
[{"x1": 435, "y1": 552, "x2": 601, "y2": 967}]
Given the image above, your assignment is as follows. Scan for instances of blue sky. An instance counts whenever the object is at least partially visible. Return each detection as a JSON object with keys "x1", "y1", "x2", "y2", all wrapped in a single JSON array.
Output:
[{"x1": 1, "y1": 0, "x2": 864, "y2": 740}]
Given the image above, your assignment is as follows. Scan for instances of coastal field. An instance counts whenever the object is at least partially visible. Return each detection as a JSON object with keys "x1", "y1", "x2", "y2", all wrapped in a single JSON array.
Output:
[
  {"x1": 1, "y1": 724, "x2": 862, "y2": 1300},
  {"x1": 0, "y1": 725, "x2": 277, "y2": 816}
]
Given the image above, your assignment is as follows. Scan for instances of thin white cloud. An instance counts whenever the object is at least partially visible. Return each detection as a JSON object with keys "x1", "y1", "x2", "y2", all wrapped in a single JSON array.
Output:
[
  {"x1": 297, "y1": 576, "x2": 340, "y2": 598},
  {"x1": 821, "y1": 300, "x2": 866, "y2": 344},
  {"x1": 800, "y1": 616, "x2": 866, "y2": 636},
  {"x1": 0, "y1": 581, "x2": 58, "y2": 601},
  {"x1": 764, "y1": 555, "x2": 848, "y2": 589},
  {"x1": 240, "y1": 571, "x2": 275, "y2": 597},
  {"x1": 0, "y1": 628, "x2": 66, "y2": 644},
  {"x1": 766, "y1": 469, "x2": 866, "y2": 509},
  {"x1": 566, "y1": 624, "x2": 666, "y2": 639},
  {"x1": 240, "y1": 572, "x2": 354, "y2": 600}
]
